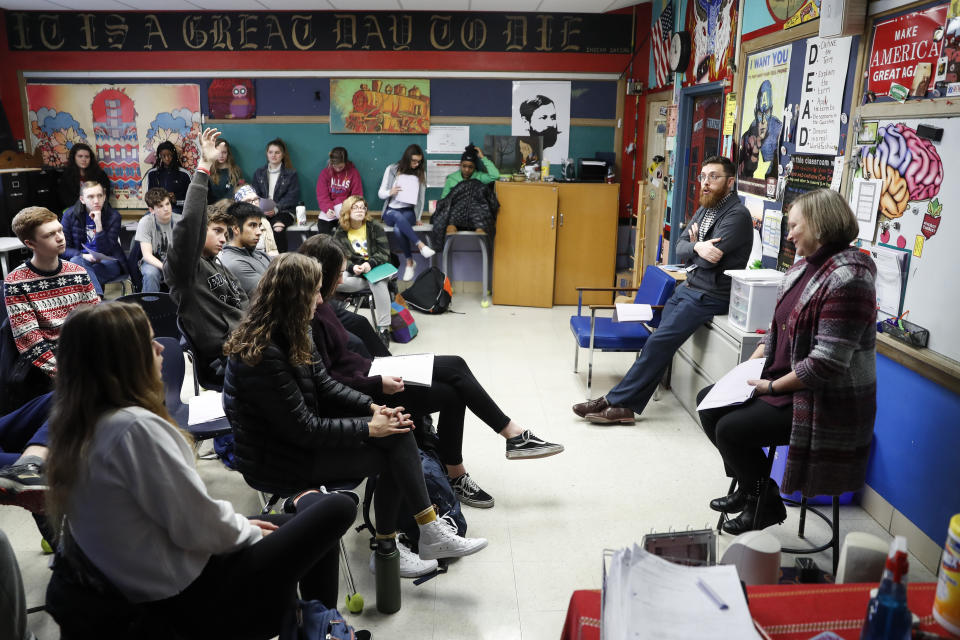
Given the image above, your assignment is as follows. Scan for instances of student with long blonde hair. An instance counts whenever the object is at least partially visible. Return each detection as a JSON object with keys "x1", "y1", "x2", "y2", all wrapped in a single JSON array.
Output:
[
  {"x1": 208, "y1": 137, "x2": 245, "y2": 203},
  {"x1": 222, "y1": 253, "x2": 487, "y2": 578},
  {"x1": 44, "y1": 303, "x2": 356, "y2": 638}
]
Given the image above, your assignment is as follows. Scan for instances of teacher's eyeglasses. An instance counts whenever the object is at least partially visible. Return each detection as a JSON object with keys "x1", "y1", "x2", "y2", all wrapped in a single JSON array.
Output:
[{"x1": 698, "y1": 173, "x2": 731, "y2": 183}]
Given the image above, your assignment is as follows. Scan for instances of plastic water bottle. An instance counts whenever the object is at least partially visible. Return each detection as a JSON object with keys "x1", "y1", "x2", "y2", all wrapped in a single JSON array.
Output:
[
  {"x1": 374, "y1": 538, "x2": 401, "y2": 614},
  {"x1": 295, "y1": 201, "x2": 307, "y2": 226},
  {"x1": 860, "y1": 536, "x2": 912, "y2": 640}
]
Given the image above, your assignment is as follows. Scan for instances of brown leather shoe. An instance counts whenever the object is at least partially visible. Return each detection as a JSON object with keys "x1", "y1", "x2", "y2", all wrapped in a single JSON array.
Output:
[
  {"x1": 585, "y1": 406, "x2": 635, "y2": 424},
  {"x1": 572, "y1": 396, "x2": 608, "y2": 418}
]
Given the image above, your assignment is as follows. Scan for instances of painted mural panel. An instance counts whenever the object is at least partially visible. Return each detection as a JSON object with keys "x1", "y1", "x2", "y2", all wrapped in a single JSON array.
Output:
[
  {"x1": 26, "y1": 83, "x2": 200, "y2": 208},
  {"x1": 330, "y1": 79, "x2": 430, "y2": 134}
]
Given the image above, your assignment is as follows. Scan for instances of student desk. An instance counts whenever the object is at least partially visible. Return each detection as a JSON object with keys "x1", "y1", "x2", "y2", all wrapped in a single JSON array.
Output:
[{"x1": 0, "y1": 236, "x2": 25, "y2": 277}]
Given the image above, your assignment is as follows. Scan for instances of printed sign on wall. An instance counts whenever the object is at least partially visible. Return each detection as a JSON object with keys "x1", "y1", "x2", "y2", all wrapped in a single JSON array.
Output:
[
  {"x1": 737, "y1": 44, "x2": 791, "y2": 200},
  {"x1": 867, "y1": 3, "x2": 948, "y2": 98},
  {"x1": 796, "y1": 36, "x2": 852, "y2": 154}
]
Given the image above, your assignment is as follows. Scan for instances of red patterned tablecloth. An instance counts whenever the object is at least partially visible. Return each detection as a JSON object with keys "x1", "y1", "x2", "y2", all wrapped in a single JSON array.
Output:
[{"x1": 562, "y1": 583, "x2": 950, "y2": 640}]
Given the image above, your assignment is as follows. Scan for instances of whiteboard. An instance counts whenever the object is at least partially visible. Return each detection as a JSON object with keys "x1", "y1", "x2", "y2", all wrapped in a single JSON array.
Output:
[{"x1": 854, "y1": 116, "x2": 957, "y2": 361}]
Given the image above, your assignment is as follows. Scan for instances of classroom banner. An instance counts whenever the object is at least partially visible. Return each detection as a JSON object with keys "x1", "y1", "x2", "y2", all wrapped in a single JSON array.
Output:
[
  {"x1": 329, "y1": 79, "x2": 430, "y2": 134},
  {"x1": 5, "y1": 11, "x2": 633, "y2": 54},
  {"x1": 795, "y1": 36, "x2": 852, "y2": 155},
  {"x1": 867, "y1": 3, "x2": 948, "y2": 98},
  {"x1": 26, "y1": 83, "x2": 200, "y2": 208},
  {"x1": 737, "y1": 44, "x2": 791, "y2": 200}
]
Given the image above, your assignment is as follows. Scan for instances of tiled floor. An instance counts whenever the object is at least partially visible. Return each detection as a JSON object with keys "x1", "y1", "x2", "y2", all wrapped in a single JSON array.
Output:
[{"x1": 3, "y1": 293, "x2": 937, "y2": 639}]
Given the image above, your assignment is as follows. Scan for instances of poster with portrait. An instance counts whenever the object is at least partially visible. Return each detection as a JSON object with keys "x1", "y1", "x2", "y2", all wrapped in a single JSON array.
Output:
[
  {"x1": 687, "y1": 0, "x2": 738, "y2": 84},
  {"x1": 26, "y1": 83, "x2": 200, "y2": 208},
  {"x1": 737, "y1": 45, "x2": 791, "y2": 200},
  {"x1": 511, "y1": 81, "x2": 571, "y2": 165}
]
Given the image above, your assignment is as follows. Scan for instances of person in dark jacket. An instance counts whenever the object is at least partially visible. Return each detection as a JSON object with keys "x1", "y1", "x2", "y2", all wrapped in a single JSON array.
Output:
[
  {"x1": 222, "y1": 253, "x2": 488, "y2": 575},
  {"x1": 143, "y1": 141, "x2": 192, "y2": 213},
  {"x1": 572, "y1": 155, "x2": 754, "y2": 424},
  {"x1": 251, "y1": 138, "x2": 301, "y2": 252},
  {"x1": 62, "y1": 181, "x2": 127, "y2": 297},
  {"x1": 697, "y1": 188, "x2": 876, "y2": 534},
  {"x1": 299, "y1": 234, "x2": 565, "y2": 510},
  {"x1": 57, "y1": 143, "x2": 111, "y2": 211}
]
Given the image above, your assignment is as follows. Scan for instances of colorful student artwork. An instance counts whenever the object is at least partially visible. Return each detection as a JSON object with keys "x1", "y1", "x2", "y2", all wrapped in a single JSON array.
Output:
[
  {"x1": 329, "y1": 79, "x2": 430, "y2": 134},
  {"x1": 208, "y1": 79, "x2": 256, "y2": 119},
  {"x1": 737, "y1": 45, "x2": 791, "y2": 200},
  {"x1": 26, "y1": 83, "x2": 201, "y2": 208},
  {"x1": 858, "y1": 123, "x2": 943, "y2": 221},
  {"x1": 686, "y1": 0, "x2": 738, "y2": 84}
]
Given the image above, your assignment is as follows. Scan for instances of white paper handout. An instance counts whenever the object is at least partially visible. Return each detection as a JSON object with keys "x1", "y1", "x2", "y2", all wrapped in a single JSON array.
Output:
[
  {"x1": 869, "y1": 244, "x2": 908, "y2": 316},
  {"x1": 188, "y1": 392, "x2": 225, "y2": 425},
  {"x1": 426, "y1": 125, "x2": 470, "y2": 154},
  {"x1": 368, "y1": 353, "x2": 435, "y2": 387},
  {"x1": 426, "y1": 160, "x2": 461, "y2": 188},
  {"x1": 393, "y1": 173, "x2": 421, "y2": 206},
  {"x1": 851, "y1": 178, "x2": 882, "y2": 241},
  {"x1": 82, "y1": 244, "x2": 118, "y2": 262},
  {"x1": 696, "y1": 358, "x2": 765, "y2": 411},
  {"x1": 613, "y1": 303, "x2": 653, "y2": 323}
]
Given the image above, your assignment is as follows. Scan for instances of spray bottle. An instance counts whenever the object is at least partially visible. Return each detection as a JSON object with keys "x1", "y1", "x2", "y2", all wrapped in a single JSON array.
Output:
[{"x1": 860, "y1": 535, "x2": 912, "y2": 640}]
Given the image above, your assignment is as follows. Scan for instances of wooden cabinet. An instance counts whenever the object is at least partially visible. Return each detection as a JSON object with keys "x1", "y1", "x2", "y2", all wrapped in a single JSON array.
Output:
[{"x1": 493, "y1": 182, "x2": 619, "y2": 308}]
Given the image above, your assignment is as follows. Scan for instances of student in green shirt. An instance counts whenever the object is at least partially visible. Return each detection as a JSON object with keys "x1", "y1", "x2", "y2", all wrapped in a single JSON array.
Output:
[{"x1": 440, "y1": 145, "x2": 500, "y2": 198}]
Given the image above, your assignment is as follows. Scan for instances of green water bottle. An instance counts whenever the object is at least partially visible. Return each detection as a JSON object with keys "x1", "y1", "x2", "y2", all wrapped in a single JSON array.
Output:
[{"x1": 374, "y1": 538, "x2": 401, "y2": 614}]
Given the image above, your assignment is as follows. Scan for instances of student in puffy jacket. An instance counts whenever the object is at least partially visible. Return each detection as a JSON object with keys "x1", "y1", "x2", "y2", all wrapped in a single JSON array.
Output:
[
  {"x1": 143, "y1": 141, "x2": 192, "y2": 214},
  {"x1": 316, "y1": 147, "x2": 363, "y2": 236},
  {"x1": 252, "y1": 138, "x2": 301, "y2": 252}
]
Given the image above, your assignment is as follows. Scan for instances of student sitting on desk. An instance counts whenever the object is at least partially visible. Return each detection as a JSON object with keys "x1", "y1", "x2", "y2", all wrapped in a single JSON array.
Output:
[
  {"x1": 378, "y1": 144, "x2": 435, "y2": 281},
  {"x1": 252, "y1": 138, "x2": 301, "y2": 252},
  {"x1": 332, "y1": 196, "x2": 393, "y2": 346},
  {"x1": 316, "y1": 147, "x2": 363, "y2": 236},
  {"x1": 56, "y1": 142, "x2": 111, "y2": 211},
  {"x1": 300, "y1": 235, "x2": 565, "y2": 511},
  {"x1": 136, "y1": 188, "x2": 182, "y2": 293},
  {"x1": 572, "y1": 156, "x2": 753, "y2": 425},
  {"x1": 62, "y1": 181, "x2": 127, "y2": 298},
  {"x1": 431, "y1": 145, "x2": 500, "y2": 248},
  {"x1": 163, "y1": 128, "x2": 248, "y2": 381},
  {"x1": 697, "y1": 189, "x2": 876, "y2": 535},
  {"x1": 143, "y1": 141, "x2": 192, "y2": 214}
]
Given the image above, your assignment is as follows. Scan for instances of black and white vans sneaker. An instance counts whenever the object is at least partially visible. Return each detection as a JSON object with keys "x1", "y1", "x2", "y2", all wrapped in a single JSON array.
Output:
[
  {"x1": 505, "y1": 430, "x2": 565, "y2": 460},
  {"x1": 449, "y1": 473, "x2": 494, "y2": 508}
]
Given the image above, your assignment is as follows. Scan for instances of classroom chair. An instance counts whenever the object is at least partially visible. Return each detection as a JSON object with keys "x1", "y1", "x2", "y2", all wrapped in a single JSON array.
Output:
[
  {"x1": 116, "y1": 292, "x2": 179, "y2": 340},
  {"x1": 716, "y1": 446, "x2": 843, "y2": 576},
  {"x1": 569, "y1": 264, "x2": 676, "y2": 398},
  {"x1": 156, "y1": 337, "x2": 232, "y2": 453},
  {"x1": 441, "y1": 231, "x2": 490, "y2": 306}
]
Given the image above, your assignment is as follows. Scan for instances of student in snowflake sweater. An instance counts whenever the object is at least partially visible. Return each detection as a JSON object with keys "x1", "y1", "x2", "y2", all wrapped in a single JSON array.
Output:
[{"x1": 3, "y1": 207, "x2": 99, "y2": 405}]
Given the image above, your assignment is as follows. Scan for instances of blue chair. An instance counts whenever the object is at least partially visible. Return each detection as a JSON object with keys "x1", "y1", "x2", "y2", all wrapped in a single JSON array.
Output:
[
  {"x1": 570, "y1": 265, "x2": 677, "y2": 398},
  {"x1": 116, "y1": 292, "x2": 179, "y2": 340},
  {"x1": 156, "y1": 337, "x2": 231, "y2": 451},
  {"x1": 176, "y1": 317, "x2": 223, "y2": 394}
]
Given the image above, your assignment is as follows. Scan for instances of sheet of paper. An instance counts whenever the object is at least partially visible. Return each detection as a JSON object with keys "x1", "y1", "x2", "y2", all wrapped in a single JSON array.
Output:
[
  {"x1": 851, "y1": 178, "x2": 882, "y2": 241},
  {"x1": 426, "y1": 160, "x2": 461, "y2": 188},
  {"x1": 426, "y1": 125, "x2": 470, "y2": 154},
  {"x1": 614, "y1": 303, "x2": 653, "y2": 322},
  {"x1": 393, "y1": 173, "x2": 421, "y2": 206},
  {"x1": 869, "y1": 244, "x2": 908, "y2": 316},
  {"x1": 831, "y1": 155, "x2": 844, "y2": 190},
  {"x1": 368, "y1": 353, "x2": 435, "y2": 387},
  {"x1": 696, "y1": 358, "x2": 765, "y2": 411},
  {"x1": 82, "y1": 244, "x2": 118, "y2": 262},
  {"x1": 188, "y1": 392, "x2": 225, "y2": 425},
  {"x1": 624, "y1": 548, "x2": 759, "y2": 640}
]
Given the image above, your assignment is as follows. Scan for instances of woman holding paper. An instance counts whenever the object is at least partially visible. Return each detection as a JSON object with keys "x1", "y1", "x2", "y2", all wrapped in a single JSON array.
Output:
[
  {"x1": 332, "y1": 195, "x2": 394, "y2": 345},
  {"x1": 697, "y1": 188, "x2": 876, "y2": 535},
  {"x1": 378, "y1": 144, "x2": 435, "y2": 281},
  {"x1": 222, "y1": 253, "x2": 488, "y2": 578},
  {"x1": 299, "y1": 235, "x2": 564, "y2": 510}
]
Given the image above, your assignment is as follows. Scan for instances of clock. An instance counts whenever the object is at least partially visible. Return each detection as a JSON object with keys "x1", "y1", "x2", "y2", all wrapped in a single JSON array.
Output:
[{"x1": 668, "y1": 31, "x2": 691, "y2": 73}]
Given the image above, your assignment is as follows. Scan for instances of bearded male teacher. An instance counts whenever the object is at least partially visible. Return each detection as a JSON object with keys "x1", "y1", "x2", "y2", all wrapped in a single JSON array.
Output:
[{"x1": 572, "y1": 156, "x2": 754, "y2": 425}]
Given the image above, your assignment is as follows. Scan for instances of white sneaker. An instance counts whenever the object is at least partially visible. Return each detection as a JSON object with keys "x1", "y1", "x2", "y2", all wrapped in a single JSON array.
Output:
[
  {"x1": 368, "y1": 540, "x2": 438, "y2": 578},
  {"x1": 403, "y1": 264, "x2": 416, "y2": 281},
  {"x1": 417, "y1": 518, "x2": 488, "y2": 561},
  {"x1": 419, "y1": 245, "x2": 436, "y2": 259}
]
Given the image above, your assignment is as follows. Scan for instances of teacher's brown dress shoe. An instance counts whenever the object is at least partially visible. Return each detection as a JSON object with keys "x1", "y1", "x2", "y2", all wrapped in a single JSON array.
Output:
[
  {"x1": 585, "y1": 406, "x2": 635, "y2": 425},
  {"x1": 572, "y1": 396, "x2": 609, "y2": 418}
]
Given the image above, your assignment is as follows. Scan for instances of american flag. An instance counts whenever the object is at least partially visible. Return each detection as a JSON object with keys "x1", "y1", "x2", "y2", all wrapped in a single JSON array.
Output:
[{"x1": 651, "y1": 0, "x2": 674, "y2": 89}]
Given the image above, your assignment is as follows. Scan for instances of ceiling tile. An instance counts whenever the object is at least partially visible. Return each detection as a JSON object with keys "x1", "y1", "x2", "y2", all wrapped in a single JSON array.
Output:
[
  {"x1": 328, "y1": 0, "x2": 401, "y2": 9},
  {"x1": 538, "y1": 0, "x2": 609, "y2": 11},
  {"x1": 117, "y1": 0, "x2": 205, "y2": 9},
  {"x1": 453, "y1": 0, "x2": 542, "y2": 10},
  {"x1": 398, "y1": 0, "x2": 470, "y2": 9},
  {"x1": 0, "y1": 0, "x2": 71, "y2": 8},
  {"x1": 41, "y1": 0, "x2": 142, "y2": 8},
  {"x1": 258, "y1": 0, "x2": 336, "y2": 8}
]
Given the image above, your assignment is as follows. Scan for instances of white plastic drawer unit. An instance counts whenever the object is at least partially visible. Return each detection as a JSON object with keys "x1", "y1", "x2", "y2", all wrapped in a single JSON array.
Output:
[{"x1": 724, "y1": 269, "x2": 784, "y2": 333}]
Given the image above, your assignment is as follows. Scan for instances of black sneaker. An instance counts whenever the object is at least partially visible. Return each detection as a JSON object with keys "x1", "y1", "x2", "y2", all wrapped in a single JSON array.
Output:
[
  {"x1": 378, "y1": 328, "x2": 391, "y2": 347},
  {"x1": 0, "y1": 463, "x2": 47, "y2": 513},
  {"x1": 449, "y1": 473, "x2": 494, "y2": 509},
  {"x1": 505, "y1": 430, "x2": 565, "y2": 460}
]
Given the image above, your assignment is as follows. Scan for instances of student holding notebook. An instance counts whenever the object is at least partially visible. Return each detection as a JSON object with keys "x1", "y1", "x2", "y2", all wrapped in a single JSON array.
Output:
[
  {"x1": 378, "y1": 144, "x2": 435, "y2": 281},
  {"x1": 332, "y1": 195, "x2": 393, "y2": 346}
]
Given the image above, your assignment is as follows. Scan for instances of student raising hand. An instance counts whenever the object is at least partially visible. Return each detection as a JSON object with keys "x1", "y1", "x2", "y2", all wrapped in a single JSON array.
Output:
[{"x1": 198, "y1": 128, "x2": 221, "y2": 170}]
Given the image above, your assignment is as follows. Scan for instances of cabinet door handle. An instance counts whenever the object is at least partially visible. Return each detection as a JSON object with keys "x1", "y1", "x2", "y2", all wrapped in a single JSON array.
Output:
[
  {"x1": 550, "y1": 215, "x2": 555, "y2": 228},
  {"x1": 559, "y1": 212, "x2": 564, "y2": 226}
]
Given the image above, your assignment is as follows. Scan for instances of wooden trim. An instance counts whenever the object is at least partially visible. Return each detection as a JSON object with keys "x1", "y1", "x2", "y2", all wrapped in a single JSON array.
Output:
[
  {"x1": 877, "y1": 333, "x2": 960, "y2": 395},
  {"x1": 206, "y1": 115, "x2": 618, "y2": 127},
  {"x1": 18, "y1": 70, "x2": 30, "y2": 154},
  {"x1": 615, "y1": 77, "x2": 626, "y2": 180},
  {"x1": 856, "y1": 101, "x2": 960, "y2": 119}
]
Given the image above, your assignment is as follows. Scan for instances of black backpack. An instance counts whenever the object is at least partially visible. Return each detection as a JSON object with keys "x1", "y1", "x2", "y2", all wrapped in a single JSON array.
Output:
[{"x1": 401, "y1": 267, "x2": 452, "y2": 314}]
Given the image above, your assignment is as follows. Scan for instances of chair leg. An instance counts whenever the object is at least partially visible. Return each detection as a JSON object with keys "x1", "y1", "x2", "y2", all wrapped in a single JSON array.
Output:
[
  {"x1": 717, "y1": 477, "x2": 738, "y2": 532},
  {"x1": 587, "y1": 346, "x2": 595, "y2": 398},
  {"x1": 832, "y1": 496, "x2": 841, "y2": 576},
  {"x1": 340, "y1": 538, "x2": 358, "y2": 601},
  {"x1": 480, "y1": 236, "x2": 490, "y2": 305},
  {"x1": 573, "y1": 341, "x2": 579, "y2": 373},
  {"x1": 799, "y1": 497, "x2": 809, "y2": 538}
]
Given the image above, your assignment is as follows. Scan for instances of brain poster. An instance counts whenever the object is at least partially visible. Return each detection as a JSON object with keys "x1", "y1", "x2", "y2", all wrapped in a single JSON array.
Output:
[{"x1": 26, "y1": 83, "x2": 200, "y2": 208}]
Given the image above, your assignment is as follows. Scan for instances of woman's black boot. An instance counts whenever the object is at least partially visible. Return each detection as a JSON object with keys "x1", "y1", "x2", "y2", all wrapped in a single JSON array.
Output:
[
  {"x1": 721, "y1": 479, "x2": 787, "y2": 535},
  {"x1": 710, "y1": 485, "x2": 747, "y2": 513}
]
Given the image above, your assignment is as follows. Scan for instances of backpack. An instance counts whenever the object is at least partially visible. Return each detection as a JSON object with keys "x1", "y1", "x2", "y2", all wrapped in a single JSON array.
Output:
[
  {"x1": 281, "y1": 600, "x2": 357, "y2": 640},
  {"x1": 389, "y1": 298, "x2": 418, "y2": 343},
  {"x1": 401, "y1": 267, "x2": 452, "y2": 314}
]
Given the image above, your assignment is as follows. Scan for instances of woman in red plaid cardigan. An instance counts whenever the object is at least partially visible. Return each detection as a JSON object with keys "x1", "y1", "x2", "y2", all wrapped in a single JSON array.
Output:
[{"x1": 698, "y1": 188, "x2": 877, "y2": 535}]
